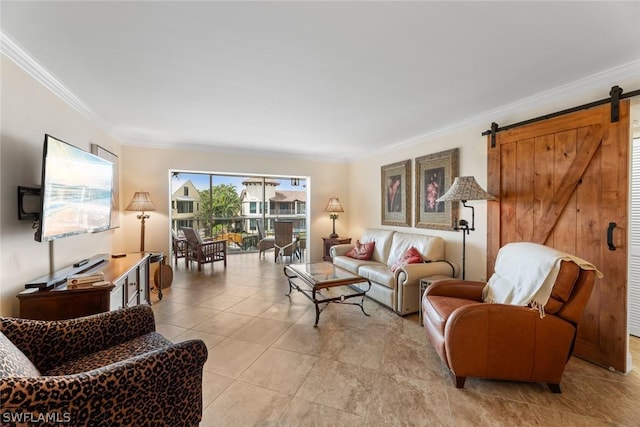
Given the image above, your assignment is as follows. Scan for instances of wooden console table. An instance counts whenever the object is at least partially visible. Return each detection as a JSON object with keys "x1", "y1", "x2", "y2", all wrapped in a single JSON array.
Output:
[{"x1": 18, "y1": 253, "x2": 151, "y2": 321}]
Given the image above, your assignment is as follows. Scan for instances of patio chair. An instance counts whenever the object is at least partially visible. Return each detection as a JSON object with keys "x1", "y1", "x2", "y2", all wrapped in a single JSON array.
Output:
[
  {"x1": 172, "y1": 229, "x2": 187, "y2": 266},
  {"x1": 182, "y1": 227, "x2": 227, "y2": 271},
  {"x1": 257, "y1": 218, "x2": 275, "y2": 258},
  {"x1": 294, "y1": 237, "x2": 306, "y2": 261},
  {"x1": 274, "y1": 220, "x2": 295, "y2": 263}
]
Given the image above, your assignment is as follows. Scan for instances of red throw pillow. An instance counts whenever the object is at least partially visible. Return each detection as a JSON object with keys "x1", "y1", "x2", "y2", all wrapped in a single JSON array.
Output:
[
  {"x1": 391, "y1": 246, "x2": 424, "y2": 272},
  {"x1": 345, "y1": 240, "x2": 375, "y2": 260}
]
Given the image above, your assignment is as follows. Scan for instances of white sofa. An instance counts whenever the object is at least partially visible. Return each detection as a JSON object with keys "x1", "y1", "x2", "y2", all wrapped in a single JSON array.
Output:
[{"x1": 330, "y1": 229, "x2": 457, "y2": 315}]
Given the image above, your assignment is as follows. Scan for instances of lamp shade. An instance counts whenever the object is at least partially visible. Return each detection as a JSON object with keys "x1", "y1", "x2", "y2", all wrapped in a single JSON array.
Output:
[
  {"x1": 125, "y1": 191, "x2": 157, "y2": 212},
  {"x1": 436, "y1": 176, "x2": 495, "y2": 202},
  {"x1": 324, "y1": 197, "x2": 344, "y2": 213}
]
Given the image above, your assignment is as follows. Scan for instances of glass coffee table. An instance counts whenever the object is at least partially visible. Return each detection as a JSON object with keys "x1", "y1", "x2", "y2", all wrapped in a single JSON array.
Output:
[{"x1": 284, "y1": 262, "x2": 371, "y2": 326}]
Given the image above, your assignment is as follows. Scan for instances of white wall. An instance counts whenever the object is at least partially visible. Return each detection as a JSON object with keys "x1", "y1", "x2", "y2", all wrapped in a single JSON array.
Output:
[
  {"x1": 0, "y1": 57, "x2": 126, "y2": 316},
  {"x1": 348, "y1": 126, "x2": 489, "y2": 281},
  {"x1": 0, "y1": 56, "x2": 351, "y2": 317},
  {"x1": 348, "y1": 70, "x2": 640, "y2": 282},
  {"x1": 3, "y1": 49, "x2": 638, "y2": 317},
  {"x1": 120, "y1": 145, "x2": 349, "y2": 263}
]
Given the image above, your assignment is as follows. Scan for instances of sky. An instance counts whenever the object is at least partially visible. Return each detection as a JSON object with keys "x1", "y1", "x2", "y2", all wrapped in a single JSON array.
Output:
[{"x1": 171, "y1": 173, "x2": 306, "y2": 194}]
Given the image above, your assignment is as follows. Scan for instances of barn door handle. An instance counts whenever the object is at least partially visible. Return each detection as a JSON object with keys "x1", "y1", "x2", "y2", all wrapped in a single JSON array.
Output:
[{"x1": 607, "y1": 222, "x2": 617, "y2": 251}]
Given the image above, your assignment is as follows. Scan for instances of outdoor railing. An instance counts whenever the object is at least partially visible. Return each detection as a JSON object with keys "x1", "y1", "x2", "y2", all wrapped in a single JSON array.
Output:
[{"x1": 268, "y1": 209, "x2": 306, "y2": 215}]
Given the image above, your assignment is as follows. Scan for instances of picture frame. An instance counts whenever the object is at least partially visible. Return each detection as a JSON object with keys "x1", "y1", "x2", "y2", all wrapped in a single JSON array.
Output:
[
  {"x1": 91, "y1": 144, "x2": 120, "y2": 228},
  {"x1": 415, "y1": 148, "x2": 459, "y2": 230},
  {"x1": 381, "y1": 159, "x2": 411, "y2": 227}
]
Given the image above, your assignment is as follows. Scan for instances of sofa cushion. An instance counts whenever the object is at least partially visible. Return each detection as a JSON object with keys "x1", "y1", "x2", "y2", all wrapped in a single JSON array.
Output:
[
  {"x1": 357, "y1": 264, "x2": 395, "y2": 289},
  {"x1": 391, "y1": 246, "x2": 423, "y2": 272},
  {"x1": 346, "y1": 240, "x2": 375, "y2": 260},
  {"x1": 333, "y1": 256, "x2": 378, "y2": 274},
  {"x1": 46, "y1": 332, "x2": 172, "y2": 376},
  {"x1": 359, "y1": 229, "x2": 396, "y2": 264},
  {"x1": 386, "y1": 232, "x2": 445, "y2": 267},
  {"x1": 0, "y1": 331, "x2": 40, "y2": 377}
]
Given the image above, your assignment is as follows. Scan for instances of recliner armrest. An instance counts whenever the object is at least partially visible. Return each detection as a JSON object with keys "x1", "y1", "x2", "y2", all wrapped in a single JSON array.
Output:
[{"x1": 426, "y1": 280, "x2": 485, "y2": 301}]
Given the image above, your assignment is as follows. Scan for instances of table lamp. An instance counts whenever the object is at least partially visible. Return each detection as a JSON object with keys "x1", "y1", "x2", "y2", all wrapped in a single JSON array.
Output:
[
  {"x1": 324, "y1": 197, "x2": 344, "y2": 238},
  {"x1": 436, "y1": 177, "x2": 495, "y2": 279},
  {"x1": 125, "y1": 191, "x2": 157, "y2": 252}
]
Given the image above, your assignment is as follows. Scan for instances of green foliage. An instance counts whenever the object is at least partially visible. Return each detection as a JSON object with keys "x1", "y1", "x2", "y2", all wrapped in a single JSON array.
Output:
[{"x1": 197, "y1": 184, "x2": 241, "y2": 235}]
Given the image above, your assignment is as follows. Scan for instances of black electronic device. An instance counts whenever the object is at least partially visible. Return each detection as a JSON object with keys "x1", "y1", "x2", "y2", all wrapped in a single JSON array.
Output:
[
  {"x1": 73, "y1": 258, "x2": 89, "y2": 268},
  {"x1": 25, "y1": 254, "x2": 109, "y2": 290},
  {"x1": 34, "y1": 134, "x2": 114, "y2": 242}
]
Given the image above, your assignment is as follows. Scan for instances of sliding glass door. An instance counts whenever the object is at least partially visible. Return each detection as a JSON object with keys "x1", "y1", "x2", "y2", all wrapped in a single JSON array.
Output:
[{"x1": 170, "y1": 172, "x2": 307, "y2": 255}]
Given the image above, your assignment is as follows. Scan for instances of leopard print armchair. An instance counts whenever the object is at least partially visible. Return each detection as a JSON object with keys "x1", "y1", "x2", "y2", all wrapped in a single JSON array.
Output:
[{"x1": 0, "y1": 305, "x2": 207, "y2": 426}]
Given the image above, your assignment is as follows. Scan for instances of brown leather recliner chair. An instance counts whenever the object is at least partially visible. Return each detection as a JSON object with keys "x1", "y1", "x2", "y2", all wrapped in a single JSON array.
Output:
[{"x1": 422, "y1": 259, "x2": 596, "y2": 393}]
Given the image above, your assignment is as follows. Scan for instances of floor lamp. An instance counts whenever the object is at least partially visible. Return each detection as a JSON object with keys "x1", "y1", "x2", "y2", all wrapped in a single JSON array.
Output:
[
  {"x1": 125, "y1": 191, "x2": 157, "y2": 252},
  {"x1": 436, "y1": 177, "x2": 495, "y2": 280}
]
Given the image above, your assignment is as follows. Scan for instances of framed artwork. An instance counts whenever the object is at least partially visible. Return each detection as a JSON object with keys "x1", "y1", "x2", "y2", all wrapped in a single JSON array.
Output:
[
  {"x1": 415, "y1": 148, "x2": 459, "y2": 230},
  {"x1": 381, "y1": 159, "x2": 411, "y2": 227},
  {"x1": 91, "y1": 144, "x2": 120, "y2": 228}
]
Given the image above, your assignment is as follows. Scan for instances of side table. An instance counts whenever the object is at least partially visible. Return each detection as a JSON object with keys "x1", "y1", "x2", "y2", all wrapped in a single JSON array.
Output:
[
  {"x1": 418, "y1": 275, "x2": 454, "y2": 326},
  {"x1": 322, "y1": 236, "x2": 352, "y2": 261}
]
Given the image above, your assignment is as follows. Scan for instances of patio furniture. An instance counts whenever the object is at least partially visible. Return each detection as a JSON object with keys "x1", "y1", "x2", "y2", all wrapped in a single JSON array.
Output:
[
  {"x1": 294, "y1": 237, "x2": 306, "y2": 261},
  {"x1": 257, "y1": 219, "x2": 275, "y2": 258},
  {"x1": 274, "y1": 220, "x2": 294, "y2": 263},
  {"x1": 172, "y1": 229, "x2": 187, "y2": 266},
  {"x1": 182, "y1": 227, "x2": 227, "y2": 271}
]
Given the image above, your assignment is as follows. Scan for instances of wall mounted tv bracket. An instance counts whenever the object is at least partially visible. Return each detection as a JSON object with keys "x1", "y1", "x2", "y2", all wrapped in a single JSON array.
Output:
[{"x1": 18, "y1": 186, "x2": 41, "y2": 221}]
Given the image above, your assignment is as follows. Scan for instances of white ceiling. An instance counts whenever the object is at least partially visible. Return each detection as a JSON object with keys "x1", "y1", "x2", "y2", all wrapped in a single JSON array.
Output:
[{"x1": 2, "y1": 1, "x2": 640, "y2": 160}]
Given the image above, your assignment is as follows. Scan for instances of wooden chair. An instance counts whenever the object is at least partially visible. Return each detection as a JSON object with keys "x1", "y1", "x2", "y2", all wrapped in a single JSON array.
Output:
[
  {"x1": 171, "y1": 229, "x2": 187, "y2": 266},
  {"x1": 256, "y1": 219, "x2": 275, "y2": 258},
  {"x1": 274, "y1": 221, "x2": 294, "y2": 263},
  {"x1": 181, "y1": 227, "x2": 227, "y2": 271},
  {"x1": 294, "y1": 237, "x2": 306, "y2": 261}
]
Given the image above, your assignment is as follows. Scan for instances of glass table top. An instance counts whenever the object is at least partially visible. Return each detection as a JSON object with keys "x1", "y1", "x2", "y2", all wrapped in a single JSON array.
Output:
[{"x1": 286, "y1": 262, "x2": 360, "y2": 284}]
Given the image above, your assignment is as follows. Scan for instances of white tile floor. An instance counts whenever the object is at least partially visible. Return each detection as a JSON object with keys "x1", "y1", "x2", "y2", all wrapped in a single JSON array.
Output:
[{"x1": 152, "y1": 253, "x2": 640, "y2": 426}]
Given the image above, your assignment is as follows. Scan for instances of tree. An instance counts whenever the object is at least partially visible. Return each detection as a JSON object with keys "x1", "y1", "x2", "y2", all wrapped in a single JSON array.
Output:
[{"x1": 197, "y1": 184, "x2": 241, "y2": 236}]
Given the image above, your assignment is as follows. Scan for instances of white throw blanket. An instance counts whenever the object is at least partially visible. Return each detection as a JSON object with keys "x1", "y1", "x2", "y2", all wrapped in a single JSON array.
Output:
[{"x1": 482, "y1": 242, "x2": 603, "y2": 316}]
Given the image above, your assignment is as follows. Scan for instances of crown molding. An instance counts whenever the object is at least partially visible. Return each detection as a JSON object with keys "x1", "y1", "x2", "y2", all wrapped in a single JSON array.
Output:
[
  {"x1": 371, "y1": 58, "x2": 640, "y2": 159},
  {"x1": 3, "y1": 26, "x2": 637, "y2": 162},
  {"x1": 123, "y1": 135, "x2": 349, "y2": 163},
  {"x1": 1, "y1": 30, "x2": 113, "y2": 134}
]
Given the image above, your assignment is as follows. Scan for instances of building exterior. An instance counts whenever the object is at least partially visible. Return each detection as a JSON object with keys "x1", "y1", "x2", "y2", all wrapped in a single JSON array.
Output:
[
  {"x1": 240, "y1": 178, "x2": 306, "y2": 236},
  {"x1": 171, "y1": 176, "x2": 307, "y2": 247},
  {"x1": 171, "y1": 180, "x2": 203, "y2": 234}
]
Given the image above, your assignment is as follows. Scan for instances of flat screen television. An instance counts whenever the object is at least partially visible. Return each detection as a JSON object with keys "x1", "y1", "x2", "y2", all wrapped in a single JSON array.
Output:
[{"x1": 35, "y1": 134, "x2": 114, "y2": 242}]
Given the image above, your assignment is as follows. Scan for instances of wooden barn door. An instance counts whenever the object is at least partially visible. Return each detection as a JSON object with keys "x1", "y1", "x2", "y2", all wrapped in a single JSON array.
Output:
[{"x1": 487, "y1": 101, "x2": 630, "y2": 372}]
